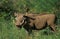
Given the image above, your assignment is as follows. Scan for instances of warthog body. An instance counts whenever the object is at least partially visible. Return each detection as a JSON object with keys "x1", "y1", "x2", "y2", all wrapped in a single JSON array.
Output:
[{"x1": 14, "y1": 13, "x2": 57, "y2": 34}]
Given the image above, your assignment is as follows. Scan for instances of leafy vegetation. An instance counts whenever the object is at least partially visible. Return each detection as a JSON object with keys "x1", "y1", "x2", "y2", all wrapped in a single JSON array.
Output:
[{"x1": 0, "y1": 0, "x2": 60, "y2": 39}]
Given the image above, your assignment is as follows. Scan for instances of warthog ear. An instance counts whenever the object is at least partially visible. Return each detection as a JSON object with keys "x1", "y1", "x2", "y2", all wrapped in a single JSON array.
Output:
[{"x1": 23, "y1": 15, "x2": 35, "y2": 20}]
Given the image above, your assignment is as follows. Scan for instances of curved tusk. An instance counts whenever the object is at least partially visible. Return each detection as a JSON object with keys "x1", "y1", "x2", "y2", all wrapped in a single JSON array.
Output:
[{"x1": 20, "y1": 20, "x2": 24, "y2": 25}]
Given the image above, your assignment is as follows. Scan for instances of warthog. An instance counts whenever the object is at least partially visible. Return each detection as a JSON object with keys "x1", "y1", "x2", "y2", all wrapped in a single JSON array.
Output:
[{"x1": 14, "y1": 13, "x2": 57, "y2": 34}]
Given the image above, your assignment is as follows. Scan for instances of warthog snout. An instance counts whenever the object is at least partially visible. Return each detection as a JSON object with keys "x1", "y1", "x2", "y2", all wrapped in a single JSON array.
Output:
[{"x1": 16, "y1": 25, "x2": 22, "y2": 28}]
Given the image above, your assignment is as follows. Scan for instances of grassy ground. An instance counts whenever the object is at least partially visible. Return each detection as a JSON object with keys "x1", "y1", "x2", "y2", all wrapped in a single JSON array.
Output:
[{"x1": 1, "y1": 17, "x2": 60, "y2": 39}]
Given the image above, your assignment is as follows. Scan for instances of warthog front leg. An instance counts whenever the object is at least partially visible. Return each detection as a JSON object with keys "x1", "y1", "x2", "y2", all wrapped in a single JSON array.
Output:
[{"x1": 50, "y1": 24, "x2": 56, "y2": 32}]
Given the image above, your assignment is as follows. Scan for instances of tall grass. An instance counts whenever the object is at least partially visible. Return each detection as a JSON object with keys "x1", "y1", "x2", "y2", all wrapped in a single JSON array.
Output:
[{"x1": 0, "y1": 16, "x2": 60, "y2": 39}]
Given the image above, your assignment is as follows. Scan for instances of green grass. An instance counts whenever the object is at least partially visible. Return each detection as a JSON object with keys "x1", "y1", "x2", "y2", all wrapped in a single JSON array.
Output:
[{"x1": 1, "y1": 17, "x2": 60, "y2": 39}]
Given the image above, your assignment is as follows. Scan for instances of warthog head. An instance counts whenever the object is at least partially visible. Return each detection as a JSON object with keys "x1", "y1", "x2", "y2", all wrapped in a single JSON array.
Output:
[
  {"x1": 14, "y1": 13, "x2": 35, "y2": 28},
  {"x1": 14, "y1": 13, "x2": 25, "y2": 28}
]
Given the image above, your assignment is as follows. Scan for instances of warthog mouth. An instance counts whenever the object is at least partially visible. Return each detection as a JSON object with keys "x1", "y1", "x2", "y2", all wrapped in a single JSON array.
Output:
[
  {"x1": 16, "y1": 25, "x2": 22, "y2": 29},
  {"x1": 16, "y1": 20, "x2": 26, "y2": 29}
]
